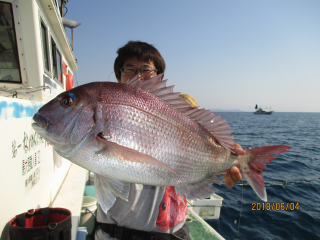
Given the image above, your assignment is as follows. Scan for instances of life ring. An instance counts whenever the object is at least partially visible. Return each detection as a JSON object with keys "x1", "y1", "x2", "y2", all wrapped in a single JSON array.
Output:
[{"x1": 66, "y1": 73, "x2": 74, "y2": 90}]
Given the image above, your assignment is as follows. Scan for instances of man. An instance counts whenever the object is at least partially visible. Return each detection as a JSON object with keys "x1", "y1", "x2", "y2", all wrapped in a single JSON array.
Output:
[{"x1": 95, "y1": 41, "x2": 244, "y2": 240}]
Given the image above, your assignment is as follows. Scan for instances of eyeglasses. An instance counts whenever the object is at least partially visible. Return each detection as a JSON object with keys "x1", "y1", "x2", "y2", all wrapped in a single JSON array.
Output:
[{"x1": 120, "y1": 66, "x2": 158, "y2": 77}]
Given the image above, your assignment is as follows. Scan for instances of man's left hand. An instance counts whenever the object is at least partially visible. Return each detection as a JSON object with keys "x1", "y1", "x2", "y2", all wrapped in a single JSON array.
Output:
[{"x1": 224, "y1": 144, "x2": 245, "y2": 188}]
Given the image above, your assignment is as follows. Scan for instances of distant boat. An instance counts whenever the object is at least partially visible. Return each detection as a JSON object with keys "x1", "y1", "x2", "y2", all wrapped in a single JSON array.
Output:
[{"x1": 254, "y1": 104, "x2": 274, "y2": 115}]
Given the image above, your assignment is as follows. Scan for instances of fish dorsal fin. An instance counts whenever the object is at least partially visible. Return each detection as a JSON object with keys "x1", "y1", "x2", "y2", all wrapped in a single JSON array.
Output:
[{"x1": 126, "y1": 74, "x2": 235, "y2": 152}]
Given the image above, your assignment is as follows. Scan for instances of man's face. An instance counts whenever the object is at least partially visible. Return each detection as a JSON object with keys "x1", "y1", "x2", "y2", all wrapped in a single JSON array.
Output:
[{"x1": 119, "y1": 58, "x2": 157, "y2": 83}]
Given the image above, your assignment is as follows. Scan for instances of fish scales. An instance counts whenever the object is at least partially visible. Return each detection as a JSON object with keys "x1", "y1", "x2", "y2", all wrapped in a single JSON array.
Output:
[
  {"x1": 32, "y1": 75, "x2": 291, "y2": 212},
  {"x1": 77, "y1": 83, "x2": 234, "y2": 186}
]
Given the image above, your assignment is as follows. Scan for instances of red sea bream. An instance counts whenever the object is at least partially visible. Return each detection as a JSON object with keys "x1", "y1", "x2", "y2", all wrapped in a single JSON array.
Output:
[{"x1": 32, "y1": 74, "x2": 291, "y2": 213}]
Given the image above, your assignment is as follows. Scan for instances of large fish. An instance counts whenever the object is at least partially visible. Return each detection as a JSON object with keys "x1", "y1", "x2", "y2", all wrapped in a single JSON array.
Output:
[{"x1": 32, "y1": 75, "x2": 290, "y2": 213}]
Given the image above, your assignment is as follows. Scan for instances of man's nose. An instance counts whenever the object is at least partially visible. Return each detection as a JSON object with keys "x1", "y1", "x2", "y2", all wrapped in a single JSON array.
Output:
[
  {"x1": 137, "y1": 68, "x2": 146, "y2": 76},
  {"x1": 136, "y1": 69, "x2": 147, "y2": 80},
  {"x1": 133, "y1": 72, "x2": 144, "y2": 80}
]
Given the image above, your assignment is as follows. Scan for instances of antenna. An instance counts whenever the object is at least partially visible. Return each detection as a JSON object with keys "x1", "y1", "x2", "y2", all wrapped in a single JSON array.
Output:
[{"x1": 62, "y1": 18, "x2": 81, "y2": 50}]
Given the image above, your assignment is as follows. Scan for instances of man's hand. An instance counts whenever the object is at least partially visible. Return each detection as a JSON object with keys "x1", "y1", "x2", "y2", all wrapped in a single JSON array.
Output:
[{"x1": 224, "y1": 144, "x2": 246, "y2": 188}]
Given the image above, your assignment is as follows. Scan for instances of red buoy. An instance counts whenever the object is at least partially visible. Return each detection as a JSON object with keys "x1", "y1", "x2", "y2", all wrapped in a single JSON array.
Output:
[{"x1": 66, "y1": 73, "x2": 74, "y2": 90}]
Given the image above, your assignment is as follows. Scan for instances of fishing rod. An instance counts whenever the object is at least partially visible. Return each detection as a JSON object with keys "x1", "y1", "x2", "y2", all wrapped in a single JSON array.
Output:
[{"x1": 221, "y1": 177, "x2": 320, "y2": 187}]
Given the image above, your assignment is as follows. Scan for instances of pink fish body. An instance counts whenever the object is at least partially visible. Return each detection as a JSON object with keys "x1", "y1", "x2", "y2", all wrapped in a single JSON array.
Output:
[{"x1": 32, "y1": 75, "x2": 291, "y2": 213}]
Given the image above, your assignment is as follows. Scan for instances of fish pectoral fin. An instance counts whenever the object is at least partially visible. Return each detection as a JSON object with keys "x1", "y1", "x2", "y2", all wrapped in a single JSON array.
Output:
[
  {"x1": 176, "y1": 173, "x2": 224, "y2": 200},
  {"x1": 96, "y1": 135, "x2": 177, "y2": 175},
  {"x1": 94, "y1": 174, "x2": 130, "y2": 214}
]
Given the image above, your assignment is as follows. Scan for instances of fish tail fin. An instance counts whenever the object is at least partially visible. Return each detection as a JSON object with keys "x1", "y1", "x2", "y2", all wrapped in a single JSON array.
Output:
[{"x1": 239, "y1": 145, "x2": 291, "y2": 202}]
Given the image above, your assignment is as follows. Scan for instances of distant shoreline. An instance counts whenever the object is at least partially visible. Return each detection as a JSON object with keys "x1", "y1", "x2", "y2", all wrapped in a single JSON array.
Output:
[
  {"x1": 210, "y1": 109, "x2": 245, "y2": 112},
  {"x1": 210, "y1": 110, "x2": 320, "y2": 113}
]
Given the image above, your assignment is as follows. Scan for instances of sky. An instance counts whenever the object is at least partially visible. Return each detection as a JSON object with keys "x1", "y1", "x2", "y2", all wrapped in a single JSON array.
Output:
[{"x1": 64, "y1": 0, "x2": 320, "y2": 112}]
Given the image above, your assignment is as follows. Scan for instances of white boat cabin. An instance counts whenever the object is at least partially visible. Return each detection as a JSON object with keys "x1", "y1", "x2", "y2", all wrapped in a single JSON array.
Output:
[{"x1": 0, "y1": 0, "x2": 79, "y2": 238}]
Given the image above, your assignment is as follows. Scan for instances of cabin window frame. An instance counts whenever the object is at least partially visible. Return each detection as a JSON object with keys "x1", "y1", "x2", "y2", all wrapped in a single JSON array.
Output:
[
  {"x1": 54, "y1": 0, "x2": 64, "y2": 17},
  {"x1": 39, "y1": 18, "x2": 51, "y2": 77},
  {"x1": 0, "y1": 1, "x2": 22, "y2": 84},
  {"x1": 51, "y1": 37, "x2": 63, "y2": 86}
]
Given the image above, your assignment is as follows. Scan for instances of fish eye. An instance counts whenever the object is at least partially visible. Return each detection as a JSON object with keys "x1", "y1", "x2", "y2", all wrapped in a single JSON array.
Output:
[{"x1": 61, "y1": 96, "x2": 74, "y2": 108}]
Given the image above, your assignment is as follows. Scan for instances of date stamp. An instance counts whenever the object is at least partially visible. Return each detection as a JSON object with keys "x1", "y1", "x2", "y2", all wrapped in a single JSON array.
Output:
[{"x1": 252, "y1": 202, "x2": 299, "y2": 211}]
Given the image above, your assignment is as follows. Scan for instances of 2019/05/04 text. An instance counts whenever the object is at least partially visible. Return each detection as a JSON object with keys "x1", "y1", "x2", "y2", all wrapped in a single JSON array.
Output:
[{"x1": 252, "y1": 202, "x2": 299, "y2": 211}]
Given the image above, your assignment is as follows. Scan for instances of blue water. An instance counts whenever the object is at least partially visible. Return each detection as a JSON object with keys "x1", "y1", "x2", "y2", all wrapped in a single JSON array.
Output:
[{"x1": 207, "y1": 112, "x2": 320, "y2": 240}]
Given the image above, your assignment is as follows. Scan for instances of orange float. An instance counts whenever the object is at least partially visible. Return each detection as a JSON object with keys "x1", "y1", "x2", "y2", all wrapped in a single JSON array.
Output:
[
  {"x1": 62, "y1": 61, "x2": 68, "y2": 76},
  {"x1": 66, "y1": 73, "x2": 74, "y2": 90}
]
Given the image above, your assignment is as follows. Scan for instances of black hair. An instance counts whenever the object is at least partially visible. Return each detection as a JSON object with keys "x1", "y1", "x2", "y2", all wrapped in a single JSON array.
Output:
[{"x1": 114, "y1": 41, "x2": 165, "y2": 81}]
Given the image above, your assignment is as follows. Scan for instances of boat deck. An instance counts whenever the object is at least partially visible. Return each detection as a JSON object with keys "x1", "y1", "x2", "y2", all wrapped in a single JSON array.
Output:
[{"x1": 186, "y1": 209, "x2": 225, "y2": 240}]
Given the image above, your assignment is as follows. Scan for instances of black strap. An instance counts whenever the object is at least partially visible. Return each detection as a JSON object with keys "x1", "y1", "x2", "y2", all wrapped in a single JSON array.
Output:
[
  {"x1": 61, "y1": 227, "x2": 70, "y2": 240},
  {"x1": 121, "y1": 226, "x2": 130, "y2": 240},
  {"x1": 15, "y1": 213, "x2": 26, "y2": 227},
  {"x1": 31, "y1": 236, "x2": 44, "y2": 240},
  {"x1": 40, "y1": 207, "x2": 50, "y2": 225},
  {"x1": 15, "y1": 208, "x2": 51, "y2": 228},
  {"x1": 100, "y1": 223, "x2": 188, "y2": 240}
]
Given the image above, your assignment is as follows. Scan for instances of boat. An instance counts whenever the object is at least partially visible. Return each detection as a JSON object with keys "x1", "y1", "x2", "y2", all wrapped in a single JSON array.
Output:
[
  {"x1": 0, "y1": 1, "x2": 225, "y2": 239},
  {"x1": 0, "y1": 0, "x2": 80, "y2": 239},
  {"x1": 254, "y1": 104, "x2": 274, "y2": 115}
]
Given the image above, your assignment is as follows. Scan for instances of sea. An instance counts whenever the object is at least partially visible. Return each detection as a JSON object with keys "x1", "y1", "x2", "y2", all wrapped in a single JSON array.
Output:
[{"x1": 207, "y1": 112, "x2": 320, "y2": 240}]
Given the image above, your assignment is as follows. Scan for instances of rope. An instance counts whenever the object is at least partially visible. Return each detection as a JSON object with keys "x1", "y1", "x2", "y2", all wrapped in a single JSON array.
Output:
[
  {"x1": 236, "y1": 180, "x2": 243, "y2": 240},
  {"x1": 221, "y1": 177, "x2": 320, "y2": 187}
]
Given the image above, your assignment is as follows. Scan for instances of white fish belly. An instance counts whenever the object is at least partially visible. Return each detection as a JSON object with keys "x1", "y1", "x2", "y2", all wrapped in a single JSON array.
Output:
[{"x1": 68, "y1": 104, "x2": 235, "y2": 187}]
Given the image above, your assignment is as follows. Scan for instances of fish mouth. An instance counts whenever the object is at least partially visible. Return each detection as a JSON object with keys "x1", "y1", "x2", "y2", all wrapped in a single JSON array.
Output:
[{"x1": 32, "y1": 113, "x2": 50, "y2": 129}]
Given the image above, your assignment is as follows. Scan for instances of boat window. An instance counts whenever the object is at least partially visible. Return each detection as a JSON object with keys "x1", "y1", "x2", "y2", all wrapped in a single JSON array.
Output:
[
  {"x1": 56, "y1": 49, "x2": 62, "y2": 83},
  {"x1": 0, "y1": 2, "x2": 22, "y2": 83},
  {"x1": 51, "y1": 38, "x2": 62, "y2": 84},
  {"x1": 40, "y1": 21, "x2": 50, "y2": 74},
  {"x1": 54, "y1": 0, "x2": 63, "y2": 17}
]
